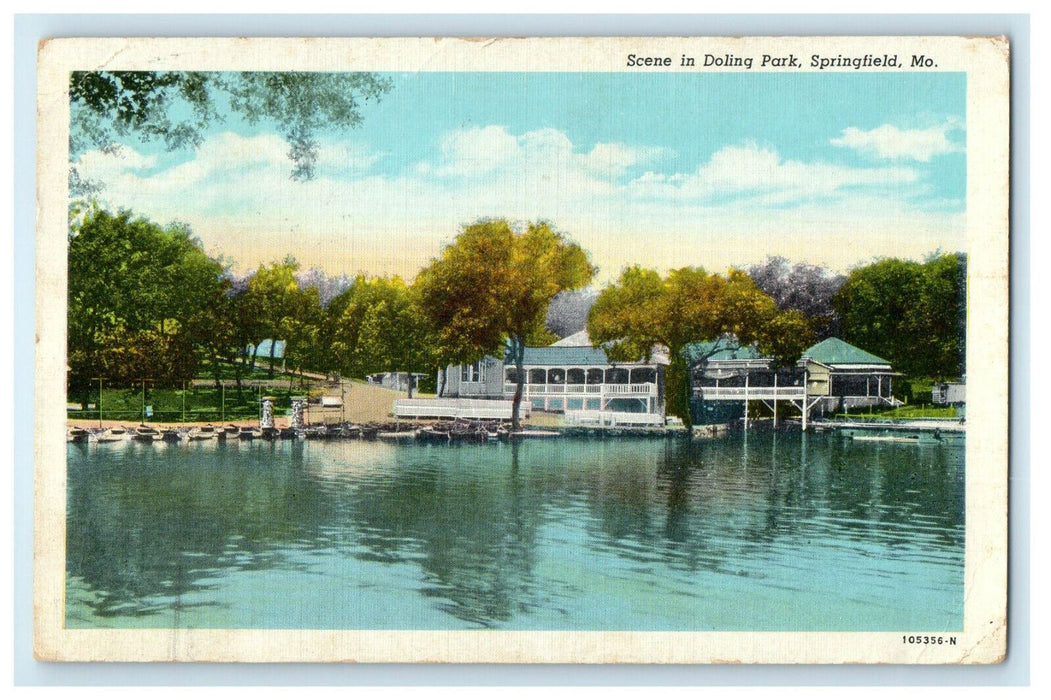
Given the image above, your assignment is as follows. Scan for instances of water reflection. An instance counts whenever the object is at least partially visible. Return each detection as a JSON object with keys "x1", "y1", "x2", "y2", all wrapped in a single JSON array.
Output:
[{"x1": 67, "y1": 432, "x2": 964, "y2": 630}]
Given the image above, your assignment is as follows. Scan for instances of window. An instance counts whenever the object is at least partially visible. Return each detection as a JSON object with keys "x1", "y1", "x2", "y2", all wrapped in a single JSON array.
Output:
[{"x1": 461, "y1": 361, "x2": 485, "y2": 383}]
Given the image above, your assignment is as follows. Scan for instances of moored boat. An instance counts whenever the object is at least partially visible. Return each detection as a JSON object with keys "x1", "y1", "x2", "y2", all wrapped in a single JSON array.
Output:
[
  {"x1": 133, "y1": 426, "x2": 162, "y2": 443},
  {"x1": 161, "y1": 427, "x2": 184, "y2": 443},
  {"x1": 96, "y1": 426, "x2": 129, "y2": 443},
  {"x1": 238, "y1": 426, "x2": 262, "y2": 440},
  {"x1": 68, "y1": 427, "x2": 91, "y2": 443},
  {"x1": 188, "y1": 425, "x2": 219, "y2": 441}
]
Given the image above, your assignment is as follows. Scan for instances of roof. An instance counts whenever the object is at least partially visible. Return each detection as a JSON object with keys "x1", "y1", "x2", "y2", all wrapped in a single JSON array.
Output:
[
  {"x1": 683, "y1": 339, "x2": 767, "y2": 364},
  {"x1": 800, "y1": 337, "x2": 890, "y2": 366},
  {"x1": 248, "y1": 339, "x2": 286, "y2": 359},
  {"x1": 550, "y1": 330, "x2": 592, "y2": 347},
  {"x1": 518, "y1": 345, "x2": 611, "y2": 366}
]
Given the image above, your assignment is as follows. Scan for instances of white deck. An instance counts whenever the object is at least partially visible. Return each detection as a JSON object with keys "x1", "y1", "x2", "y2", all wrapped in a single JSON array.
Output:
[{"x1": 393, "y1": 398, "x2": 527, "y2": 420}]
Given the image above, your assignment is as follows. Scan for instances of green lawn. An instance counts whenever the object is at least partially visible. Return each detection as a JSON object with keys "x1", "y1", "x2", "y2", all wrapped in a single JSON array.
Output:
[
  {"x1": 835, "y1": 404, "x2": 960, "y2": 420},
  {"x1": 67, "y1": 384, "x2": 313, "y2": 423}
]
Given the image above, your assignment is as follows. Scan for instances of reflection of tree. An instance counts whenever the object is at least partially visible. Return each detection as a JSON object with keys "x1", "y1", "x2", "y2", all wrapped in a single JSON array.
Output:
[
  {"x1": 67, "y1": 434, "x2": 966, "y2": 627},
  {"x1": 66, "y1": 442, "x2": 322, "y2": 619},
  {"x1": 347, "y1": 443, "x2": 545, "y2": 627}
]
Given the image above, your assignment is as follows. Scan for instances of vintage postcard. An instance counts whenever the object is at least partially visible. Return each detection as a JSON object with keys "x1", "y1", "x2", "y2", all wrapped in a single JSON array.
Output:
[{"x1": 35, "y1": 36, "x2": 1008, "y2": 663}]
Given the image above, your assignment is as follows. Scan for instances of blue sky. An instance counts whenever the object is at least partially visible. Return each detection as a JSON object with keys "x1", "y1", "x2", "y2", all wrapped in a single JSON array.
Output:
[{"x1": 76, "y1": 71, "x2": 967, "y2": 283}]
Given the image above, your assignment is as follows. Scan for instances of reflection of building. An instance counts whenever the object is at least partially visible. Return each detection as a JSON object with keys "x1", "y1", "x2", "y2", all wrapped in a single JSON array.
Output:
[
  {"x1": 440, "y1": 332, "x2": 666, "y2": 421},
  {"x1": 798, "y1": 337, "x2": 900, "y2": 413}
]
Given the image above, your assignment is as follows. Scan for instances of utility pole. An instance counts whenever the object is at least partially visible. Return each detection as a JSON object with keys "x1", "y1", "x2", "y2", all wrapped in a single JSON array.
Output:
[{"x1": 91, "y1": 377, "x2": 103, "y2": 428}]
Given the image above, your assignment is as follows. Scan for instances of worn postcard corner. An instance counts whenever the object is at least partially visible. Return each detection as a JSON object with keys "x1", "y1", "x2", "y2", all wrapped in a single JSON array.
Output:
[{"x1": 35, "y1": 34, "x2": 1008, "y2": 664}]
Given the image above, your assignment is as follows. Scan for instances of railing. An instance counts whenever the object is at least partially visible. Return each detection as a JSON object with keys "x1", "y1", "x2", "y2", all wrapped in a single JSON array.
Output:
[
  {"x1": 503, "y1": 382, "x2": 657, "y2": 397},
  {"x1": 697, "y1": 386, "x2": 806, "y2": 400},
  {"x1": 564, "y1": 410, "x2": 665, "y2": 427},
  {"x1": 393, "y1": 398, "x2": 527, "y2": 420}
]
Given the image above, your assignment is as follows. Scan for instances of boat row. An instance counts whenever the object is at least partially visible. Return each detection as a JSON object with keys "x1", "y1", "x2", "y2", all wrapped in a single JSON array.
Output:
[{"x1": 69, "y1": 420, "x2": 562, "y2": 445}]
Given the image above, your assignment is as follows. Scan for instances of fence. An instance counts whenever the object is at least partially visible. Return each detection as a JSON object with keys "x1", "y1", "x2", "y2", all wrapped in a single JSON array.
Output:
[{"x1": 66, "y1": 380, "x2": 299, "y2": 423}]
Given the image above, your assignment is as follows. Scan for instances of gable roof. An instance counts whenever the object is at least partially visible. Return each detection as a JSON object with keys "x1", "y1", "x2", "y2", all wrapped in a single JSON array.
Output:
[
  {"x1": 801, "y1": 337, "x2": 890, "y2": 366},
  {"x1": 519, "y1": 345, "x2": 611, "y2": 366},
  {"x1": 683, "y1": 339, "x2": 767, "y2": 364},
  {"x1": 550, "y1": 330, "x2": 592, "y2": 347}
]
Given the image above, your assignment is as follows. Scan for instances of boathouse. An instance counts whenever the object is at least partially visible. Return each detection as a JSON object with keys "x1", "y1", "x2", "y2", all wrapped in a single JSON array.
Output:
[
  {"x1": 435, "y1": 332, "x2": 666, "y2": 424},
  {"x1": 686, "y1": 338, "x2": 809, "y2": 427},
  {"x1": 798, "y1": 337, "x2": 900, "y2": 414}
]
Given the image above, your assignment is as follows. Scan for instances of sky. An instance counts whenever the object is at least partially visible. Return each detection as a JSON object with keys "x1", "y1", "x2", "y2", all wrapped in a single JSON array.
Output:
[{"x1": 74, "y1": 71, "x2": 967, "y2": 285}]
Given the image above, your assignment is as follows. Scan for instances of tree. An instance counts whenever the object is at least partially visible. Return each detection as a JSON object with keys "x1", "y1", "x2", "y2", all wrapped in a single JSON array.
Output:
[
  {"x1": 414, "y1": 220, "x2": 595, "y2": 430},
  {"x1": 588, "y1": 266, "x2": 812, "y2": 428},
  {"x1": 545, "y1": 289, "x2": 597, "y2": 339},
  {"x1": 68, "y1": 208, "x2": 225, "y2": 400},
  {"x1": 747, "y1": 256, "x2": 845, "y2": 339},
  {"x1": 832, "y1": 253, "x2": 965, "y2": 379},
  {"x1": 69, "y1": 71, "x2": 393, "y2": 188},
  {"x1": 296, "y1": 267, "x2": 354, "y2": 309},
  {"x1": 241, "y1": 257, "x2": 323, "y2": 378}
]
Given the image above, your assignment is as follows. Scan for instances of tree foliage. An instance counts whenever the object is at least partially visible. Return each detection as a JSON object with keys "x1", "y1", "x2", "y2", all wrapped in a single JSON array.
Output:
[
  {"x1": 69, "y1": 71, "x2": 393, "y2": 184},
  {"x1": 832, "y1": 253, "x2": 965, "y2": 378},
  {"x1": 68, "y1": 208, "x2": 225, "y2": 395},
  {"x1": 414, "y1": 220, "x2": 595, "y2": 429},
  {"x1": 545, "y1": 289, "x2": 597, "y2": 339},
  {"x1": 747, "y1": 256, "x2": 845, "y2": 339},
  {"x1": 588, "y1": 266, "x2": 815, "y2": 426},
  {"x1": 324, "y1": 275, "x2": 433, "y2": 384}
]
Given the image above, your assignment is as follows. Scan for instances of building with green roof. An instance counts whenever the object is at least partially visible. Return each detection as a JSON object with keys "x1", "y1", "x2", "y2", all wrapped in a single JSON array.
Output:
[
  {"x1": 798, "y1": 337, "x2": 900, "y2": 413},
  {"x1": 685, "y1": 336, "x2": 807, "y2": 426},
  {"x1": 439, "y1": 335, "x2": 665, "y2": 418}
]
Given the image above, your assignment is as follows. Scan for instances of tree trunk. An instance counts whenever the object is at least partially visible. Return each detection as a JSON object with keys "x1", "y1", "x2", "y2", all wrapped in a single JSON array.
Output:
[
  {"x1": 407, "y1": 374, "x2": 414, "y2": 399},
  {"x1": 666, "y1": 351, "x2": 692, "y2": 431},
  {"x1": 510, "y1": 337, "x2": 526, "y2": 432},
  {"x1": 437, "y1": 368, "x2": 447, "y2": 398},
  {"x1": 212, "y1": 353, "x2": 223, "y2": 391}
]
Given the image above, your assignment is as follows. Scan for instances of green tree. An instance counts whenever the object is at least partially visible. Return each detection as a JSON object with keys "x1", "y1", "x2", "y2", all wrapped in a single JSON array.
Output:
[
  {"x1": 68, "y1": 208, "x2": 225, "y2": 401},
  {"x1": 588, "y1": 266, "x2": 810, "y2": 428},
  {"x1": 832, "y1": 253, "x2": 965, "y2": 378},
  {"x1": 70, "y1": 71, "x2": 392, "y2": 186},
  {"x1": 241, "y1": 257, "x2": 323, "y2": 378},
  {"x1": 414, "y1": 220, "x2": 595, "y2": 430}
]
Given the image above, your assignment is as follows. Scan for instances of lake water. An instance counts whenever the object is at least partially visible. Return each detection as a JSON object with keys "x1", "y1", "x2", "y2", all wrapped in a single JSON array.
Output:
[{"x1": 65, "y1": 432, "x2": 964, "y2": 631}]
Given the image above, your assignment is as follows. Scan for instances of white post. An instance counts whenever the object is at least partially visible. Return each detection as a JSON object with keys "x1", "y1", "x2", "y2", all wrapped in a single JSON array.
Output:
[
  {"x1": 773, "y1": 372, "x2": 778, "y2": 428},
  {"x1": 744, "y1": 372, "x2": 750, "y2": 430},
  {"x1": 802, "y1": 368, "x2": 809, "y2": 432}
]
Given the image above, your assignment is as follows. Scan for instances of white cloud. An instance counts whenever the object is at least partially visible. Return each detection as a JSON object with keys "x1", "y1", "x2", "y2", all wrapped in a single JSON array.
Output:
[
  {"x1": 830, "y1": 120, "x2": 964, "y2": 162},
  {"x1": 431, "y1": 125, "x2": 671, "y2": 182},
  {"x1": 74, "y1": 127, "x2": 963, "y2": 284},
  {"x1": 75, "y1": 146, "x2": 158, "y2": 184},
  {"x1": 627, "y1": 142, "x2": 919, "y2": 205}
]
